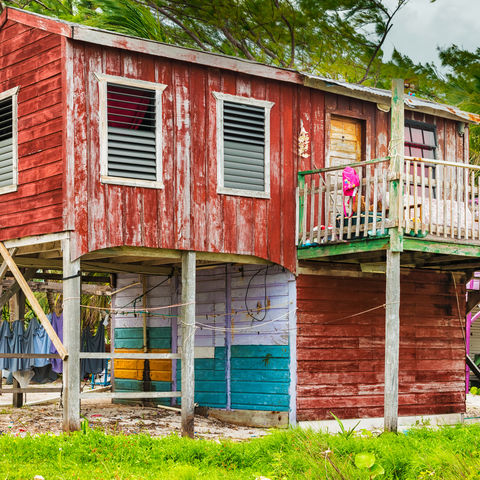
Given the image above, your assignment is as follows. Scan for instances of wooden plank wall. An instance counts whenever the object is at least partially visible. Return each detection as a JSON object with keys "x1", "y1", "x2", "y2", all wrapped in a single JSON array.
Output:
[
  {"x1": 113, "y1": 265, "x2": 293, "y2": 412},
  {"x1": 296, "y1": 270, "x2": 466, "y2": 421},
  {"x1": 68, "y1": 43, "x2": 298, "y2": 271},
  {"x1": 0, "y1": 20, "x2": 64, "y2": 240}
]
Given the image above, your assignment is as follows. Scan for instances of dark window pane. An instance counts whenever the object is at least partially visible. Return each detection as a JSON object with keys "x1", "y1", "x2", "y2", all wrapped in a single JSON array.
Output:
[
  {"x1": 422, "y1": 148, "x2": 434, "y2": 159},
  {"x1": 411, "y1": 147, "x2": 422, "y2": 157},
  {"x1": 411, "y1": 127, "x2": 424, "y2": 144},
  {"x1": 423, "y1": 130, "x2": 436, "y2": 147}
]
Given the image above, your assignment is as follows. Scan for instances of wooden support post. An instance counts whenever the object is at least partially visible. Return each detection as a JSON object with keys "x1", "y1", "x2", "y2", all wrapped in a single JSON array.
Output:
[
  {"x1": 11, "y1": 290, "x2": 25, "y2": 408},
  {"x1": 62, "y1": 238, "x2": 81, "y2": 432},
  {"x1": 181, "y1": 251, "x2": 196, "y2": 438},
  {"x1": 384, "y1": 78, "x2": 404, "y2": 433},
  {"x1": 384, "y1": 250, "x2": 400, "y2": 432}
]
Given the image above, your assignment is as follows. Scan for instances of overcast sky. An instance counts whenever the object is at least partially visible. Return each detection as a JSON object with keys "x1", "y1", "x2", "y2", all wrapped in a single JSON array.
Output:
[{"x1": 381, "y1": 0, "x2": 480, "y2": 66}]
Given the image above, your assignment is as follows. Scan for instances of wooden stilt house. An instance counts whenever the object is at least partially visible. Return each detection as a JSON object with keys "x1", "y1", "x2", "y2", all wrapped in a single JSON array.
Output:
[{"x1": 0, "y1": 7, "x2": 478, "y2": 434}]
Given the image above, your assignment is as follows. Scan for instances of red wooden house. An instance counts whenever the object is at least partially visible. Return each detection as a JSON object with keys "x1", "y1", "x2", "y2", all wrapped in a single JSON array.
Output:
[{"x1": 0, "y1": 7, "x2": 478, "y2": 434}]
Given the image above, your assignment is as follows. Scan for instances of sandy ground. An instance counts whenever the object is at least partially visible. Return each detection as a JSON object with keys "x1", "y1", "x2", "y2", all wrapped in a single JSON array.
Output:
[
  {"x1": 466, "y1": 393, "x2": 480, "y2": 418},
  {"x1": 0, "y1": 385, "x2": 267, "y2": 440},
  {"x1": 1, "y1": 387, "x2": 479, "y2": 438}
]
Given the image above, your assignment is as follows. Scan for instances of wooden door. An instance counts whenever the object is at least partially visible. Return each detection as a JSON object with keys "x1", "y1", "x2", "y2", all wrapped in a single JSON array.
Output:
[{"x1": 328, "y1": 116, "x2": 363, "y2": 167}]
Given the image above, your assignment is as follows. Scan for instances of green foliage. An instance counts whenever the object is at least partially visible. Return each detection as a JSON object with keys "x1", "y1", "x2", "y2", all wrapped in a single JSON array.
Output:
[
  {"x1": 4, "y1": 0, "x2": 414, "y2": 84},
  {"x1": 355, "y1": 452, "x2": 385, "y2": 478},
  {"x1": 330, "y1": 411, "x2": 360, "y2": 439},
  {"x1": 2, "y1": 424, "x2": 480, "y2": 479},
  {"x1": 470, "y1": 386, "x2": 479, "y2": 395}
]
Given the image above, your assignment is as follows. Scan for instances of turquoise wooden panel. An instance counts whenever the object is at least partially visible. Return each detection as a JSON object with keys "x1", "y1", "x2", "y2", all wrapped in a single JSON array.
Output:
[
  {"x1": 113, "y1": 378, "x2": 172, "y2": 406},
  {"x1": 176, "y1": 347, "x2": 227, "y2": 408},
  {"x1": 231, "y1": 358, "x2": 290, "y2": 370},
  {"x1": 195, "y1": 370, "x2": 226, "y2": 381},
  {"x1": 231, "y1": 403, "x2": 289, "y2": 412},
  {"x1": 231, "y1": 345, "x2": 290, "y2": 358},
  {"x1": 231, "y1": 393, "x2": 289, "y2": 408},
  {"x1": 230, "y1": 345, "x2": 290, "y2": 412},
  {"x1": 231, "y1": 369, "x2": 290, "y2": 382},
  {"x1": 231, "y1": 381, "x2": 289, "y2": 395},
  {"x1": 114, "y1": 327, "x2": 171, "y2": 349}
]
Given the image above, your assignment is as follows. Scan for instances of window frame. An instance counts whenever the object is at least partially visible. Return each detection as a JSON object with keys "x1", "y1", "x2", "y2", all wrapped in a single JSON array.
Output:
[
  {"x1": 404, "y1": 119, "x2": 438, "y2": 198},
  {"x1": 404, "y1": 119, "x2": 437, "y2": 159},
  {"x1": 96, "y1": 73, "x2": 167, "y2": 189},
  {"x1": 213, "y1": 91, "x2": 274, "y2": 199},
  {"x1": 0, "y1": 86, "x2": 19, "y2": 195}
]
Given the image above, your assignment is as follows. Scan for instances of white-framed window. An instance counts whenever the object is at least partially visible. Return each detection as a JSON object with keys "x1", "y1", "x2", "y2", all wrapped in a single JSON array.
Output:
[
  {"x1": 0, "y1": 87, "x2": 19, "y2": 195},
  {"x1": 96, "y1": 73, "x2": 167, "y2": 189},
  {"x1": 213, "y1": 92, "x2": 274, "y2": 199}
]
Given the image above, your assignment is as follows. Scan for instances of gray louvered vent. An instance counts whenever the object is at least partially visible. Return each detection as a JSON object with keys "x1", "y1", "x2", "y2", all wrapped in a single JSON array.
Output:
[
  {"x1": 223, "y1": 101, "x2": 265, "y2": 192},
  {"x1": 107, "y1": 83, "x2": 156, "y2": 181},
  {"x1": 0, "y1": 97, "x2": 13, "y2": 189}
]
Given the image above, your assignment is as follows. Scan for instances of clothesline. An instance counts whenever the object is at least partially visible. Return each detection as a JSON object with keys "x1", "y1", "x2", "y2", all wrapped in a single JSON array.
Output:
[{"x1": 76, "y1": 301, "x2": 291, "y2": 319}]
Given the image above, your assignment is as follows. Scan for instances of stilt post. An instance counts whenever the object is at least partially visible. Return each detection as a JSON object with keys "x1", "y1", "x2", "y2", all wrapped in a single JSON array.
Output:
[
  {"x1": 384, "y1": 79, "x2": 404, "y2": 432},
  {"x1": 62, "y1": 237, "x2": 81, "y2": 431},
  {"x1": 384, "y1": 250, "x2": 400, "y2": 431},
  {"x1": 10, "y1": 290, "x2": 25, "y2": 408},
  {"x1": 181, "y1": 251, "x2": 196, "y2": 438}
]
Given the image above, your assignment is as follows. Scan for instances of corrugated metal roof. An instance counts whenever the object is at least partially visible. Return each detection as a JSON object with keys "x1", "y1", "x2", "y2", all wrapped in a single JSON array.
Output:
[{"x1": 303, "y1": 74, "x2": 480, "y2": 124}]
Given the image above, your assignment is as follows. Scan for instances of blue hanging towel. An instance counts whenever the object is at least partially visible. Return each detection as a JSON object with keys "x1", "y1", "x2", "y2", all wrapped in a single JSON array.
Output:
[
  {"x1": 23, "y1": 318, "x2": 38, "y2": 371},
  {"x1": 49, "y1": 313, "x2": 63, "y2": 373},
  {"x1": 0, "y1": 321, "x2": 11, "y2": 371},
  {"x1": 32, "y1": 318, "x2": 51, "y2": 367},
  {"x1": 9, "y1": 320, "x2": 25, "y2": 373}
]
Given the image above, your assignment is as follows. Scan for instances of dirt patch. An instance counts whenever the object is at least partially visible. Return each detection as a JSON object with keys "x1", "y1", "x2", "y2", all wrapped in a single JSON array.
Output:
[{"x1": 0, "y1": 398, "x2": 268, "y2": 440}]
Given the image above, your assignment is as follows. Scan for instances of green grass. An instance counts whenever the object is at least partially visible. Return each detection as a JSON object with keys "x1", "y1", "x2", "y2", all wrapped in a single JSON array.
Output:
[{"x1": 1, "y1": 424, "x2": 480, "y2": 479}]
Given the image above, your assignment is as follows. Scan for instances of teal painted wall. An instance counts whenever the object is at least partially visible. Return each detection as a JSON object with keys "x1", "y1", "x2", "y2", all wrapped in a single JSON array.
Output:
[
  {"x1": 113, "y1": 379, "x2": 172, "y2": 406},
  {"x1": 115, "y1": 327, "x2": 171, "y2": 349},
  {"x1": 231, "y1": 345, "x2": 290, "y2": 411},
  {"x1": 176, "y1": 347, "x2": 227, "y2": 408}
]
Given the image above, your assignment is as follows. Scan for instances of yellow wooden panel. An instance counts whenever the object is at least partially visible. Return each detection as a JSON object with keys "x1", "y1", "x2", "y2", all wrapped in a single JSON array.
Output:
[
  {"x1": 114, "y1": 348, "x2": 172, "y2": 382},
  {"x1": 115, "y1": 369, "x2": 143, "y2": 380}
]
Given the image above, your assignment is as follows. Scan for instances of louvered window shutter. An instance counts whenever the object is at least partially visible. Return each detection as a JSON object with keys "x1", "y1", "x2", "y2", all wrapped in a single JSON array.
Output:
[
  {"x1": 0, "y1": 96, "x2": 13, "y2": 189},
  {"x1": 107, "y1": 83, "x2": 157, "y2": 181},
  {"x1": 223, "y1": 101, "x2": 265, "y2": 192}
]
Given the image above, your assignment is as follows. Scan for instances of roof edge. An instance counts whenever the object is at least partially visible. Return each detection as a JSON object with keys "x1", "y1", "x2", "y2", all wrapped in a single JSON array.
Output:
[
  {"x1": 70, "y1": 23, "x2": 302, "y2": 85},
  {"x1": 304, "y1": 76, "x2": 480, "y2": 125},
  {"x1": 5, "y1": 7, "x2": 73, "y2": 37}
]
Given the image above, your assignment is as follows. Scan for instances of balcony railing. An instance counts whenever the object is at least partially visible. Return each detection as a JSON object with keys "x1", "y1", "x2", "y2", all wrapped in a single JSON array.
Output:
[{"x1": 297, "y1": 157, "x2": 480, "y2": 247}]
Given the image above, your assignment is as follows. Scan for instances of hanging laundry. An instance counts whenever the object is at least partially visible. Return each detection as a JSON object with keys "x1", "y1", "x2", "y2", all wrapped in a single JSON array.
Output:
[
  {"x1": 31, "y1": 364, "x2": 58, "y2": 384},
  {"x1": 81, "y1": 322, "x2": 105, "y2": 378},
  {"x1": 0, "y1": 321, "x2": 11, "y2": 372},
  {"x1": 32, "y1": 317, "x2": 51, "y2": 368},
  {"x1": 22, "y1": 318, "x2": 38, "y2": 371},
  {"x1": 8, "y1": 320, "x2": 26, "y2": 373},
  {"x1": 49, "y1": 313, "x2": 63, "y2": 374}
]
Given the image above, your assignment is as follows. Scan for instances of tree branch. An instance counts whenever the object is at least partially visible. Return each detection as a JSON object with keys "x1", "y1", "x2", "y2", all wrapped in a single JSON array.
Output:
[
  {"x1": 358, "y1": 0, "x2": 409, "y2": 84},
  {"x1": 143, "y1": 0, "x2": 208, "y2": 50}
]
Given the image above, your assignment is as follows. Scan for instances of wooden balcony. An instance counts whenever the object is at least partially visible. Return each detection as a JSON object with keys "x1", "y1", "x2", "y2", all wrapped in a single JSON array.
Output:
[{"x1": 297, "y1": 156, "x2": 480, "y2": 272}]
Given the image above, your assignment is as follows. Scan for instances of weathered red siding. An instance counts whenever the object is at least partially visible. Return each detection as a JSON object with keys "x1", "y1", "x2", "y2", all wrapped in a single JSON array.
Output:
[
  {"x1": 0, "y1": 18, "x2": 64, "y2": 240},
  {"x1": 68, "y1": 42, "x2": 299, "y2": 271},
  {"x1": 296, "y1": 271, "x2": 466, "y2": 421}
]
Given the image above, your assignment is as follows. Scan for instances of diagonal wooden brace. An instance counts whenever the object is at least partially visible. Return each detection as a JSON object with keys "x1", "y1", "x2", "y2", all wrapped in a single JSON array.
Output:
[{"x1": 0, "y1": 241, "x2": 68, "y2": 360}]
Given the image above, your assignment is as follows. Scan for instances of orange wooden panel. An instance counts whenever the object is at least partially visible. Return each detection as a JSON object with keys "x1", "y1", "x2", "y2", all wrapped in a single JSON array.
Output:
[{"x1": 114, "y1": 348, "x2": 172, "y2": 382}]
